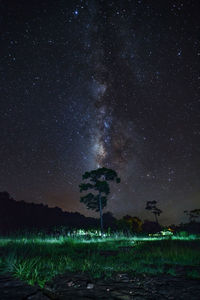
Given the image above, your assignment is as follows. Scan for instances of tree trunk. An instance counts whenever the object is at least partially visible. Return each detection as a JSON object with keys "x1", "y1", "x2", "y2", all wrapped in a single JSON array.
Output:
[
  {"x1": 154, "y1": 213, "x2": 158, "y2": 223},
  {"x1": 99, "y1": 192, "x2": 103, "y2": 235}
]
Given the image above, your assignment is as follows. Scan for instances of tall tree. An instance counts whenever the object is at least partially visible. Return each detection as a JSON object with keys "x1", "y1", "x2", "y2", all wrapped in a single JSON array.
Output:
[
  {"x1": 79, "y1": 167, "x2": 120, "y2": 234},
  {"x1": 145, "y1": 200, "x2": 162, "y2": 223}
]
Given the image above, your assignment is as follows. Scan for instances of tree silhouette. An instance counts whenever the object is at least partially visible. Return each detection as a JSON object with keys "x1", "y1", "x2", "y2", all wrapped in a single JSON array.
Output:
[
  {"x1": 79, "y1": 167, "x2": 120, "y2": 234},
  {"x1": 184, "y1": 209, "x2": 200, "y2": 222},
  {"x1": 145, "y1": 200, "x2": 162, "y2": 223},
  {"x1": 119, "y1": 215, "x2": 143, "y2": 233}
]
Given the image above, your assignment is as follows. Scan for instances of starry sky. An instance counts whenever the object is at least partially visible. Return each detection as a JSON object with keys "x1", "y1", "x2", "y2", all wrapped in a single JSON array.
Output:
[{"x1": 0, "y1": 0, "x2": 200, "y2": 225}]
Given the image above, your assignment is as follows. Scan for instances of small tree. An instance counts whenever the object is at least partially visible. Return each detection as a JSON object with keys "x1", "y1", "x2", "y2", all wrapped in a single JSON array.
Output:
[
  {"x1": 79, "y1": 167, "x2": 120, "y2": 234},
  {"x1": 120, "y1": 215, "x2": 143, "y2": 233},
  {"x1": 145, "y1": 200, "x2": 162, "y2": 223},
  {"x1": 184, "y1": 209, "x2": 200, "y2": 222}
]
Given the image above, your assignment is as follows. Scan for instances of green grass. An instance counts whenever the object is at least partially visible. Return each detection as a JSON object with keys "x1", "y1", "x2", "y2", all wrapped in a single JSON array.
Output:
[{"x1": 0, "y1": 233, "x2": 200, "y2": 287}]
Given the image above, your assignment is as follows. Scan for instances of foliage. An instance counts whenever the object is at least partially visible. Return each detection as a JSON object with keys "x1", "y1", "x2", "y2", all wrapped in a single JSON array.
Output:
[
  {"x1": 145, "y1": 200, "x2": 162, "y2": 223},
  {"x1": 79, "y1": 167, "x2": 120, "y2": 212},
  {"x1": 184, "y1": 209, "x2": 200, "y2": 222},
  {"x1": 177, "y1": 231, "x2": 189, "y2": 238},
  {"x1": 116, "y1": 215, "x2": 143, "y2": 233},
  {"x1": 0, "y1": 233, "x2": 200, "y2": 287},
  {"x1": 142, "y1": 220, "x2": 162, "y2": 234},
  {"x1": 79, "y1": 167, "x2": 120, "y2": 233},
  {"x1": 0, "y1": 191, "x2": 102, "y2": 234}
]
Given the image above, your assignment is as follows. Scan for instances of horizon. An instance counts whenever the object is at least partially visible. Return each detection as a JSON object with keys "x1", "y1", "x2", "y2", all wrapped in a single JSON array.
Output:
[
  {"x1": 3, "y1": 190, "x2": 197, "y2": 226},
  {"x1": 1, "y1": 0, "x2": 199, "y2": 227}
]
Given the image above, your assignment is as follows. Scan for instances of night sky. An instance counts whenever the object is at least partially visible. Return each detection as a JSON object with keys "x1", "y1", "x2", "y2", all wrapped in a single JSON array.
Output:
[{"x1": 1, "y1": 0, "x2": 200, "y2": 225}]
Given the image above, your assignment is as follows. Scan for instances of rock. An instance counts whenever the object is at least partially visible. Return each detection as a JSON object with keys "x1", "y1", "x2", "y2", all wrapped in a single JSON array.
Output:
[
  {"x1": 0, "y1": 274, "x2": 43, "y2": 300},
  {"x1": 110, "y1": 291, "x2": 132, "y2": 299},
  {"x1": 27, "y1": 291, "x2": 50, "y2": 299},
  {"x1": 86, "y1": 282, "x2": 94, "y2": 289},
  {"x1": 1, "y1": 271, "x2": 200, "y2": 300},
  {"x1": 67, "y1": 281, "x2": 74, "y2": 287},
  {"x1": 116, "y1": 273, "x2": 130, "y2": 282}
]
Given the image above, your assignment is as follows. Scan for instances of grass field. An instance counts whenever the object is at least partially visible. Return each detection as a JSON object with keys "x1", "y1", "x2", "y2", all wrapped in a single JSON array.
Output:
[{"x1": 0, "y1": 232, "x2": 200, "y2": 287}]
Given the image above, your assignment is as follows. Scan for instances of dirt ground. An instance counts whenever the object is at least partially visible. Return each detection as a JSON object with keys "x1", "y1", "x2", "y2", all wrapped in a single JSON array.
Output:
[{"x1": 1, "y1": 271, "x2": 200, "y2": 300}]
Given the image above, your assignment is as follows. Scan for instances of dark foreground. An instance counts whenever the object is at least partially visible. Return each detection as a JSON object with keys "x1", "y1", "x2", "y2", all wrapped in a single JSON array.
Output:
[{"x1": 1, "y1": 272, "x2": 200, "y2": 300}]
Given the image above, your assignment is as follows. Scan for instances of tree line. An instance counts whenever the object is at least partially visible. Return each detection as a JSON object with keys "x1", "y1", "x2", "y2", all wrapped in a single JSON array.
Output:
[{"x1": 0, "y1": 167, "x2": 199, "y2": 235}]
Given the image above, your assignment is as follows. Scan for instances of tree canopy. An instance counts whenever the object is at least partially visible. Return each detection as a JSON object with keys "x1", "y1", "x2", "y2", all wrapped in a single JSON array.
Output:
[{"x1": 79, "y1": 167, "x2": 120, "y2": 233}]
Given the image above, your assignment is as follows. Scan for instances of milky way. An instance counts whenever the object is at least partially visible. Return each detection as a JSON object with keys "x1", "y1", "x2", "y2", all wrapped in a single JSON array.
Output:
[
  {"x1": 0, "y1": 0, "x2": 200, "y2": 224},
  {"x1": 88, "y1": 4, "x2": 139, "y2": 174}
]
